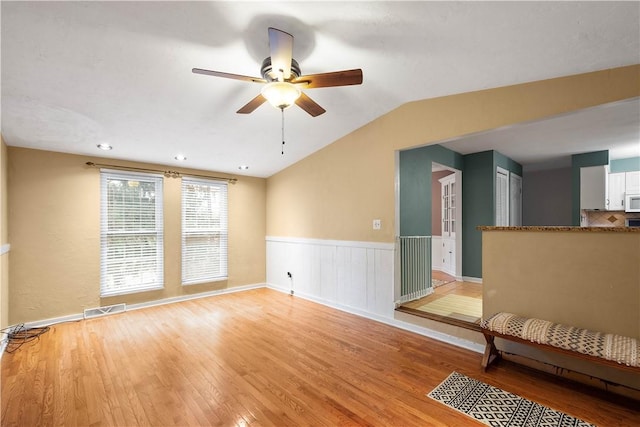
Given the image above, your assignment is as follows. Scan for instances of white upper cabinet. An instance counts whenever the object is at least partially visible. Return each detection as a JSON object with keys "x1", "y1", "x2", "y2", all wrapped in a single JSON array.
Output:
[
  {"x1": 580, "y1": 165, "x2": 607, "y2": 210},
  {"x1": 626, "y1": 171, "x2": 640, "y2": 194},
  {"x1": 607, "y1": 172, "x2": 625, "y2": 211}
]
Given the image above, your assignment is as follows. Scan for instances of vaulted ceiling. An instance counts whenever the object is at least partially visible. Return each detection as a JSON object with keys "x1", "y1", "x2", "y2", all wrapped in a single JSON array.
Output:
[{"x1": 2, "y1": 2, "x2": 639, "y2": 177}]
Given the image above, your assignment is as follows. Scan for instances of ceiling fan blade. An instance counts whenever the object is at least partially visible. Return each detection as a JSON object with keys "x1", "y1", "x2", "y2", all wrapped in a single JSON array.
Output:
[
  {"x1": 268, "y1": 27, "x2": 294, "y2": 81},
  {"x1": 293, "y1": 69, "x2": 363, "y2": 89},
  {"x1": 295, "y1": 92, "x2": 326, "y2": 117},
  {"x1": 192, "y1": 68, "x2": 266, "y2": 84},
  {"x1": 237, "y1": 94, "x2": 266, "y2": 114}
]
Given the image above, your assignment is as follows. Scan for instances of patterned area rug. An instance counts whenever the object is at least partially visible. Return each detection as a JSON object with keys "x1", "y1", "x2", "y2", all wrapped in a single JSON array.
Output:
[
  {"x1": 427, "y1": 372, "x2": 594, "y2": 427},
  {"x1": 416, "y1": 294, "x2": 482, "y2": 323}
]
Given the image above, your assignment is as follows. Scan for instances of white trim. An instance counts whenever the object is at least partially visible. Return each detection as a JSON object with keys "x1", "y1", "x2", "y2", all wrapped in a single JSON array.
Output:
[
  {"x1": 266, "y1": 284, "x2": 484, "y2": 354},
  {"x1": 266, "y1": 236, "x2": 394, "y2": 251},
  {"x1": 21, "y1": 313, "x2": 84, "y2": 329},
  {"x1": 0, "y1": 244, "x2": 9, "y2": 255},
  {"x1": 462, "y1": 276, "x2": 483, "y2": 284},
  {"x1": 127, "y1": 283, "x2": 264, "y2": 311},
  {"x1": 17, "y1": 283, "x2": 266, "y2": 329},
  {"x1": 6, "y1": 284, "x2": 483, "y2": 359}
]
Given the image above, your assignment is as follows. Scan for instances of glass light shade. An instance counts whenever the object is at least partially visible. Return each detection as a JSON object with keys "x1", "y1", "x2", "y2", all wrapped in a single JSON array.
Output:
[{"x1": 261, "y1": 82, "x2": 301, "y2": 110}]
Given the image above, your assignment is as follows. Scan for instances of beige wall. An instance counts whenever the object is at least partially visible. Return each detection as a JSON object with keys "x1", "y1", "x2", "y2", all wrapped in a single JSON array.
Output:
[
  {"x1": 481, "y1": 229, "x2": 640, "y2": 389},
  {"x1": 1, "y1": 137, "x2": 8, "y2": 328},
  {"x1": 482, "y1": 230, "x2": 640, "y2": 337},
  {"x1": 266, "y1": 65, "x2": 640, "y2": 242},
  {"x1": 8, "y1": 147, "x2": 266, "y2": 324}
]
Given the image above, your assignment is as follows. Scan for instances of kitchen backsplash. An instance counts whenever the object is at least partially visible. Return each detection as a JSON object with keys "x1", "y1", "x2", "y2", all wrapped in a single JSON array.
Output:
[{"x1": 582, "y1": 210, "x2": 640, "y2": 227}]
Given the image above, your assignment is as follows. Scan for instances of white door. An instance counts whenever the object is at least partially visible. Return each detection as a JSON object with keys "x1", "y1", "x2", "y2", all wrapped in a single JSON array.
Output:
[
  {"x1": 496, "y1": 168, "x2": 509, "y2": 226},
  {"x1": 439, "y1": 174, "x2": 456, "y2": 238},
  {"x1": 510, "y1": 173, "x2": 522, "y2": 226}
]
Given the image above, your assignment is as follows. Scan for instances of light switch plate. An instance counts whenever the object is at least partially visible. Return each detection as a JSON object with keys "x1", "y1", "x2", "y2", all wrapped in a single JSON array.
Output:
[{"x1": 373, "y1": 219, "x2": 381, "y2": 230}]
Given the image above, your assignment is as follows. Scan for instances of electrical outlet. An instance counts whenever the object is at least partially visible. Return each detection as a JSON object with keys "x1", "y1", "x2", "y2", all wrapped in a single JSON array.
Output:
[{"x1": 373, "y1": 219, "x2": 381, "y2": 230}]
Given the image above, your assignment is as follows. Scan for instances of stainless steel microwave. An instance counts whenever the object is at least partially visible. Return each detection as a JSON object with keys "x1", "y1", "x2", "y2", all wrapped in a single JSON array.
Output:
[{"x1": 626, "y1": 194, "x2": 640, "y2": 212}]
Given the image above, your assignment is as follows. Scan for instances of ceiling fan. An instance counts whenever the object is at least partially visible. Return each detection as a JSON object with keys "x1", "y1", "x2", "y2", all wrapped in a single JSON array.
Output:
[{"x1": 192, "y1": 27, "x2": 363, "y2": 117}]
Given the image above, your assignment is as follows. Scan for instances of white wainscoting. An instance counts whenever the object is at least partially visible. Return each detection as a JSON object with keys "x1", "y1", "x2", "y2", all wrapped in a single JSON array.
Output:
[
  {"x1": 266, "y1": 236, "x2": 484, "y2": 354},
  {"x1": 266, "y1": 236, "x2": 396, "y2": 319}
]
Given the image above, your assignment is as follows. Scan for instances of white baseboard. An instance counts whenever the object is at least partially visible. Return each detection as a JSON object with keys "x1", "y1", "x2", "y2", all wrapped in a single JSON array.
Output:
[
  {"x1": 267, "y1": 283, "x2": 484, "y2": 354},
  {"x1": 22, "y1": 313, "x2": 85, "y2": 329},
  {"x1": 462, "y1": 276, "x2": 483, "y2": 284},
  {"x1": 126, "y1": 283, "x2": 265, "y2": 312},
  {"x1": 17, "y1": 283, "x2": 266, "y2": 329},
  {"x1": 7, "y1": 283, "x2": 482, "y2": 359}
]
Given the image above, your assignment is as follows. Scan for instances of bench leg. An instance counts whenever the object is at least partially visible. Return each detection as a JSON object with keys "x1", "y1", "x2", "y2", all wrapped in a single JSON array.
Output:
[{"x1": 481, "y1": 334, "x2": 500, "y2": 371}]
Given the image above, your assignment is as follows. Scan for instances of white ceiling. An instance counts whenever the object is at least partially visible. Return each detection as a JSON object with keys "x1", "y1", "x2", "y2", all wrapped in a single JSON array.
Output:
[
  {"x1": 439, "y1": 98, "x2": 640, "y2": 171},
  {"x1": 2, "y1": 1, "x2": 639, "y2": 178}
]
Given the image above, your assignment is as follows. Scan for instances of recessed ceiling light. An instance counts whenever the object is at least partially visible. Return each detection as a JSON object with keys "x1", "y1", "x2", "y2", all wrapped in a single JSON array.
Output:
[
  {"x1": 97, "y1": 143, "x2": 112, "y2": 151},
  {"x1": 174, "y1": 154, "x2": 187, "y2": 161},
  {"x1": 238, "y1": 165, "x2": 249, "y2": 170}
]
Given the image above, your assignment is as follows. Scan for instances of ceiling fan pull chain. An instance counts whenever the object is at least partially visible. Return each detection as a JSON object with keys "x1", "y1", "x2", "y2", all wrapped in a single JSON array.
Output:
[{"x1": 281, "y1": 108, "x2": 285, "y2": 155}]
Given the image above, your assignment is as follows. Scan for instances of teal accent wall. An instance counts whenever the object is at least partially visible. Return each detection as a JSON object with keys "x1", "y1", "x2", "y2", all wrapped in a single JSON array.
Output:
[
  {"x1": 461, "y1": 151, "x2": 494, "y2": 278},
  {"x1": 610, "y1": 157, "x2": 640, "y2": 173},
  {"x1": 460, "y1": 150, "x2": 522, "y2": 279},
  {"x1": 399, "y1": 145, "x2": 463, "y2": 236},
  {"x1": 494, "y1": 151, "x2": 523, "y2": 177},
  {"x1": 400, "y1": 145, "x2": 522, "y2": 279},
  {"x1": 571, "y1": 150, "x2": 609, "y2": 225}
]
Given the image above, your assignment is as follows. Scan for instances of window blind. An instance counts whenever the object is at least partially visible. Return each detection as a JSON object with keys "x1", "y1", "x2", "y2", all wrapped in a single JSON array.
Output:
[
  {"x1": 100, "y1": 170, "x2": 164, "y2": 297},
  {"x1": 181, "y1": 177, "x2": 228, "y2": 285}
]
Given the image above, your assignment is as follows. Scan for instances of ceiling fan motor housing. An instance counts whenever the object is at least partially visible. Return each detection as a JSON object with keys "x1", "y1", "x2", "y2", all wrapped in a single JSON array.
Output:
[{"x1": 261, "y1": 57, "x2": 301, "y2": 82}]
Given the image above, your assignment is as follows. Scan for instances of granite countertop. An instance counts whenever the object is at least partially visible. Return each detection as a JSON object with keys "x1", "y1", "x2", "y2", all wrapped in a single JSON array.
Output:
[{"x1": 478, "y1": 226, "x2": 640, "y2": 232}]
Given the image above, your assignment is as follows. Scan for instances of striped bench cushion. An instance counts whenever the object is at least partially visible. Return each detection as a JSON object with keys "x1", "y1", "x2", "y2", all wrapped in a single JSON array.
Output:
[{"x1": 481, "y1": 312, "x2": 640, "y2": 368}]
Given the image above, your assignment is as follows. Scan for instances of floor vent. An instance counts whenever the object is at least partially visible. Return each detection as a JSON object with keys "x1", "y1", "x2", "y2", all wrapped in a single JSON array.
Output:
[{"x1": 83, "y1": 303, "x2": 126, "y2": 319}]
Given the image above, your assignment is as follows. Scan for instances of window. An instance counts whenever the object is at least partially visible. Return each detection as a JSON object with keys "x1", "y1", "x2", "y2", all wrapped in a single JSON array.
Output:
[
  {"x1": 100, "y1": 170, "x2": 164, "y2": 297},
  {"x1": 181, "y1": 178, "x2": 228, "y2": 285}
]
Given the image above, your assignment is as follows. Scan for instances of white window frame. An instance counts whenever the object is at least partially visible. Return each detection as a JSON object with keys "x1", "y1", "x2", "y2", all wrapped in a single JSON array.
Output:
[
  {"x1": 181, "y1": 177, "x2": 228, "y2": 285},
  {"x1": 100, "y1": 170, "x2": 164, "y2": 297}
]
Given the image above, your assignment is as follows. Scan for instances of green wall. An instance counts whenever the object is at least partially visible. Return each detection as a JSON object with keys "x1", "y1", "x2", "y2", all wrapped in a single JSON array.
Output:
[
  {"x1": 399, "y1": 145, "x2": 463, "y2": 236},
  {"x1": 461, "y1": 151, "x2": 495, "y2": 278},
  {"x1": 400, "y1": 146, "x2": 521, "y2": 279},
  {"x1": 460, "y1": 150, "x2": 522, "y2": 278},
  {"x1": 571, "y1": 150, "x2": 609, "y2": 225},
  {"x1": 494, "y1": 151, "x2": 523, "y2": 176}
]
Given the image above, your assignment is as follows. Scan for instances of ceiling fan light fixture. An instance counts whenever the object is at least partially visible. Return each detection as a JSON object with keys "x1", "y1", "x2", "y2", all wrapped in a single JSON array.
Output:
[{"x1": 261, "y1": 81, "x2": 301, "y2": 110}]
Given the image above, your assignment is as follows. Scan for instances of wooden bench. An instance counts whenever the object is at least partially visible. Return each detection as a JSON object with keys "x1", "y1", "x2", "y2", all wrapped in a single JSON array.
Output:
[{"x1": 481, "y1": 312, "x2": 640, "y2": 373}]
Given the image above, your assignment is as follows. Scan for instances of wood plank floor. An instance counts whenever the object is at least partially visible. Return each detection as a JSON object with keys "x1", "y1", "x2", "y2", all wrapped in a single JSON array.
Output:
[
  {"x1": 2, "y1": 288, "x2": 639, "y2": 426},
  {"x1": 399, "y1": 272, "x2": 483, "y2": 329}
]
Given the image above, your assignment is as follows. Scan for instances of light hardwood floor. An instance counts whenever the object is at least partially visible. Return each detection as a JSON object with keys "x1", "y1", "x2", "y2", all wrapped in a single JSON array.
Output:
[
  {"x1": 2, "y1": 288, "x2": 639, "y2": 426},
  {"x1": 399, "y1": 272, "x2": 483, "y2": 328}
]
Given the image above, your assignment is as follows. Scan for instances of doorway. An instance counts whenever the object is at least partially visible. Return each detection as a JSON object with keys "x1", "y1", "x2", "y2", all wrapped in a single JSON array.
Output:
[
  {"x1": 431, "y1": 162, "x2": 462, "y2": 280},
  {"x1": 397, "y1": 160, "x2": 483, "y2": 330}
]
